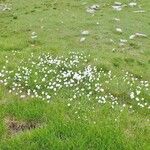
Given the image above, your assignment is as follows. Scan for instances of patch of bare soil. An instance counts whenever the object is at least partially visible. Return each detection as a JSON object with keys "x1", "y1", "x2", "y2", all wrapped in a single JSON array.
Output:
[{"x1": 5, "y1": 117, "x2": 41, "y2": 135}]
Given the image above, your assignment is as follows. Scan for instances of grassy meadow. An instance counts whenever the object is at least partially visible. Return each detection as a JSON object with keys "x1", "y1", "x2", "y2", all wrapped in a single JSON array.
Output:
[{"x1": 0, "y1": 0, "x2": 150, "y2": 149}]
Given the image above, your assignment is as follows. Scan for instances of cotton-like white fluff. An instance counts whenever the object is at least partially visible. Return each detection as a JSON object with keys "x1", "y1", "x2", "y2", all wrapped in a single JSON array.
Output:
[
  {"x1": 73, "y1": 72, "x2": 82, "y2": 81},
  {"x1": 130, "y1": 92, "x2": 135, "y2": 99},
  {"x1": 83, "y1": 66, "x2": 93, "y2": 77},
  {"x1": 0, "y1": 52, "x2": 149, "y2": 114},
  {"x1": 136, "y1": 90, "x2": 141, "y2": 95}
]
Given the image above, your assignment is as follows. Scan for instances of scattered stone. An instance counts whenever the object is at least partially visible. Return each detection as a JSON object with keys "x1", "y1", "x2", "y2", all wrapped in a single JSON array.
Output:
[
  {"x1": 90, "y1": 4, "x2": 100, "y2": 10},
  {"x1": 119, "y1": 39, "x2": 127, "y2": 46},
  {"x1": 112, "y1": 2, "x2": 123, "y2": 11},
  {"x1": 129, "y1": 34, "x2": 136, "y2": 39},
  {"x1": 112, "y1": 5, "x2": 122, "y2": 11},
  {"x1": 0, "y1": 4, "x2": 11, "y2": 11},
  {"x1": 116, "y1": 28, "x2": 123, "y2": 33},
  {"x1": 31, "y1": 32, "x2": 37, "y2": 39},
  {"x1": 86, "y1": 4, "x2": 100, "y2": 14},
  {"x1": 81, "y1": 30, "x2": 89, "y2": 35},
  {"x1": 114, "y1": 18, "x2": 120, "y2": 21},
  {"x1": 80, "y1": 30, "x2": 89, "y2": 42},
  {"x1": 129, "y1": 2, "x2": 137, "y2": 7},
  {"x1": 133, "y1": 10, "x2": 145, "y2": 13},
  {"x1": 135, "y1": 33, "x2": 147, "y2": 38},
  {"x1": 80, "y1": 37, "x2": 86, "y2": 42},
  {"x1": 129, "y1": 33, "x2": 147, "y2": 39},
  {"x1": 114, "y1": 2, "x2": 122, "y2": 6},
  {"x1": 120, "y1": 39, "x2": 127, "y2": 43},
  {"x1": 86, "y1": 8, "x2": 95, "y2": 14}
]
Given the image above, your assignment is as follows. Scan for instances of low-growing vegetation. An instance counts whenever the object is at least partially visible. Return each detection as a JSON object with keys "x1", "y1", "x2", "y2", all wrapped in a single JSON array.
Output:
[{"x1": 0, "y1": 0, "x2": 149, "y2": 149}]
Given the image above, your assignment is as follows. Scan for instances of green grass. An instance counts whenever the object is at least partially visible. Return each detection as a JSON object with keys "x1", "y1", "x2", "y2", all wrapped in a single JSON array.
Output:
[{"x1": 0, "y1": 0, "x2": 150, "y2": 149}]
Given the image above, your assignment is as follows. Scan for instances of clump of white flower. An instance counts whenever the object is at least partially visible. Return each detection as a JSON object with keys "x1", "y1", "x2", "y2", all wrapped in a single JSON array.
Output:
[
  {"x1": 130, "y1": 92, "x2": 135, "y2": 99},
  {"x1": 0, "y1": 51, "x2": 149, "y2": 119}
]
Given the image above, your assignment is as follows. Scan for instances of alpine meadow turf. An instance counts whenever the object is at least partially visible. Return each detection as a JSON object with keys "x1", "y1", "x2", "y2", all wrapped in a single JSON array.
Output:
[{"x1": 0, "y1": 0, "x2": 150, "y2": 150}]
